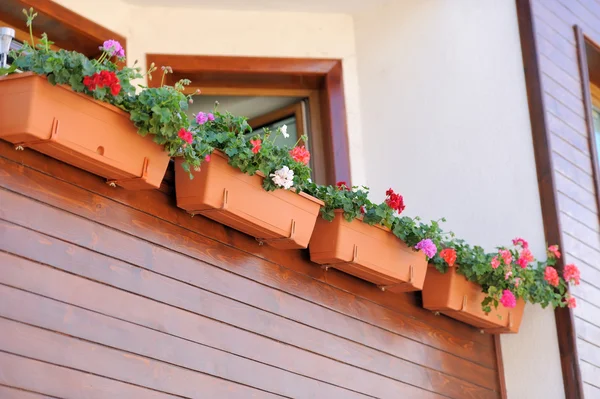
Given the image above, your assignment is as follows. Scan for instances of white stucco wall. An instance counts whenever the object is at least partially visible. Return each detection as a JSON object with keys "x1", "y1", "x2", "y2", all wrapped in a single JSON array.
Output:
[
  {"x1": 49, "y1": 0, "x2": 564, "y2": 395},
  {"x1": 353, "y1": 1, "x2": 564, "y2": 398}
]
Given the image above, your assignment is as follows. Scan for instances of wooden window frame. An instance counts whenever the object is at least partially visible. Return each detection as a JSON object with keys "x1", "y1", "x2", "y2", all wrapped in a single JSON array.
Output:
[
  {"x1": 0, "y1": 0, "x2": 126, "y2": 57},
  {"x1": 575, "y1": 27, "x2": 600, "y2": 224},
  {"x1": 145, "y1": 54, "x2": 351, "y2": 186}
]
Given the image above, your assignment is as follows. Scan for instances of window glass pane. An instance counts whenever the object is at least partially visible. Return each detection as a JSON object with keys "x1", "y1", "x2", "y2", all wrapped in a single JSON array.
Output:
[
  {"x1": 247, "y1": 116, "x2": 301, "y2": 149},
  {"x1": 592, "y1": 108, "x2": 600, "y2": 162}
]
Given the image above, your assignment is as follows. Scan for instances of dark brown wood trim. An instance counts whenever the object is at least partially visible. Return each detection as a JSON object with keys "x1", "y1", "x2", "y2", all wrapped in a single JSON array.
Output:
[
  {"x1": 575, "y1": 26, "x2": 600, "y2": 225},
  {"x1": 146, "y1": 54, "x2": 351, "y2": 186},
  {"x1": 493, "y1": 335, "x2": 508, "y2": 399},
  {"x1": 515, "y1": 1, "x2": 584, "y2": 398},
  {"x1": 0, "y1": 0, "x2": 126, "y2": 57}
]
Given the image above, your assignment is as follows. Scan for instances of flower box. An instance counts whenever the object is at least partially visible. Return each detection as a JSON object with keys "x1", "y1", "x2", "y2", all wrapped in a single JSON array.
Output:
[
  {"x1": 422, "y1": 265, "x2": 525, "y2": 333},
  {"x1": 0, "y1": 73, "x2": 170, "y2": 190},
  {"x1": 308, "y1": 211, "x2": 428, "y2": 292},
  {"x1": 174, "y1": 150, "x2": 324, "y2": 249}
]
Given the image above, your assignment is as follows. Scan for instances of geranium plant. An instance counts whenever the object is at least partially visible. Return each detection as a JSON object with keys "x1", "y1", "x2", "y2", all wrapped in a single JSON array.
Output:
[{"x1": 307, "y1": 181, "x2": 579, "y2": 313}]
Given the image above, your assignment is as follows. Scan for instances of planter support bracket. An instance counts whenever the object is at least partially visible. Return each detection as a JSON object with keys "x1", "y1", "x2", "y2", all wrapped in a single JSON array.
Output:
[
  {"x1": 107, "y1": 157, "x2": 150, "y2": 188},
  {"x1": 377, "y1": 264, "x2": 415, "y2": 291},
  {"x1": 15, "y1": 118, "x2": 60, "y2": 150},
  {"x1": 256, "y1": 220, "x2": 296, "y2": 246},
  {"x1": 194, "y1": 189, "x2": 229, "y2": 214},
  {"x1": 322, "y1": 245, "x2": 359, "y2": 271}
]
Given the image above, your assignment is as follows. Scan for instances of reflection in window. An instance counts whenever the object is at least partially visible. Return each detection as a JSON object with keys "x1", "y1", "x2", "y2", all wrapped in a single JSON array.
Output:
[
  {"x1": 248, "y1": 116, "x2": 302, "y2": 149},
  {"x1": 592, "y1": 108, "x2": 600, "y2": 163}
]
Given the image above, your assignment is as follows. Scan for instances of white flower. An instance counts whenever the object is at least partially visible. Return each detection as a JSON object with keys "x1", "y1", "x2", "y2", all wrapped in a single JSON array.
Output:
[
  {"x1": 270, "y1": 166, "x2": 294, "y2": 189},
  {"x1": 281, "y1": 124, "x2": 289, "y2": 139}
]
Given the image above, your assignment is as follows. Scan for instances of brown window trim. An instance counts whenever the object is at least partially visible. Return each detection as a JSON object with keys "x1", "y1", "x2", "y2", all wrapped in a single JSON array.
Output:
[
  {"x1": 515, "y1": 1, "x2": 584, "y2": 398},
  {"x1": 145, "y1": 54, "x2": 351, "y2": 186},
  {"x1": 0, "y1": 0, "x2": 126, "y2": 57}
]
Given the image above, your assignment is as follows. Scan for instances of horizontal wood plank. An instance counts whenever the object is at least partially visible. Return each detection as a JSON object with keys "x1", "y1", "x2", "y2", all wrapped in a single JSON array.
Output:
[
  {"x1": 0, "y1": 352, "x2": 180, "y2": 399},
  {"x1": 0, "y1": 318, "x2": 286, "y2": 399},
  {"x1": 0, "y1": 386, "x2": 57, "y2": 399}
]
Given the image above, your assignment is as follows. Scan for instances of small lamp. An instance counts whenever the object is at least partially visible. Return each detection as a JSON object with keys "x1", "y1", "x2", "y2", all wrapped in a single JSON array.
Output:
[{"x1": 0, "y1": 27, "x2": 15, "y2": 68}]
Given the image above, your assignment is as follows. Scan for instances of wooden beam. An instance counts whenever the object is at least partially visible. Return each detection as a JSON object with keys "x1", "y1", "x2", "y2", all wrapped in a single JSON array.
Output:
[{"x1": 515, "y1": 1, "x2": 584, "y2": 398}]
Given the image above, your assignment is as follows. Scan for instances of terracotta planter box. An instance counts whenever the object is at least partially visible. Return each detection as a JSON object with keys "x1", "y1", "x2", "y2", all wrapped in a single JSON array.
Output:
[
  {"x1": 175, "y1": 150, "x2": 323, "y2": 249},
  {"x1": 309, "y1": 211, "x2": 427, "y2": 292},
  {"x1": 422, "y1": 265, "x2": 525, "y2": 333},
  {"x1": 0, "y1": 73, "x2": 170, "y2": 189}
]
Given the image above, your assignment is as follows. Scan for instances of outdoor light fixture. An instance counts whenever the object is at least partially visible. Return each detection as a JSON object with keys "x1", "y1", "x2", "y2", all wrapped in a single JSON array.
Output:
[{"x1": 0, "y1": 27, "x2": 15, "y2": 68}]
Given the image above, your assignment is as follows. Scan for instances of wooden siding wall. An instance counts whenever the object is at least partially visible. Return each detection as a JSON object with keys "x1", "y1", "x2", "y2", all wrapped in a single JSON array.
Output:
[
  {"x1": 0, "y1": 141, "x2": 502, "y2": 398},
  {"x1": 530, "y1": 0, "x2": 600, "y2": 397}
]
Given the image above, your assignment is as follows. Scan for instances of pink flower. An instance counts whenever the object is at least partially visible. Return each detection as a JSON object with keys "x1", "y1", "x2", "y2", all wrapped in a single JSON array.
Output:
[
  {"x1": 505, "y1": 271, "x2": 513, "y2": 280},
  {"x1": 516, "y1": 248, "x2": 534, "y2": 269},
  {"x1": 205, "y1": 154, "x2": 211, "y2": 162},
  {"x1": 491, "y1": 256, "x2": 500, "y2": 269},
  {"x1": 548, "y1": 245, "x2": 561, "y2": 259},
  {"x1": 101, "y1": 39, "x2": 125, "y2": 58},
  {"x1": 195, "y1": 112, "x2": 209, "y2": 125},
  {"x1": 544, "y1": 266, "x2": 560, "y2": 287},
  {"x1": 563, "y1": 264, "x2": 581, "y2": 285},
  {"x1": 177, "y1": 128, "x2": 193, "y2": 144},
  {"x1": 415, "y1": 239, "x2": 437, "y2": 259},
  {"x1": 289, "y1": 146, "x2": 311, "y2": 165},
  {"x1": 514, "y1": 277, "x2": 521, "y2": 287},
  {"x1": 512, "y1": 237, "x2": 529, "y2": 248},
  {"x1": 250, "y1": 138, "x2": 262, "y2": 154},
  {"x1": 566, "y1": 295, "x2": 577, "y2": 309},
  {"x1": 207, "y1": 113, "x2": 215, "y2": 121},
  {"x1": 500, "y1": 290, "x2": 517, "y2": 308},
  {"x1": 499, "y1": 249, "x2": 513, "y2": 266}
]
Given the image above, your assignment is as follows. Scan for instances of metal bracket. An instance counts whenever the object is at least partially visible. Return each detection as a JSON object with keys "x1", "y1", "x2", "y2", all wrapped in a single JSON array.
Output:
[
  {"x1": 322, "y1": 245, "x2": 358, "y2": 271},
  {"x1": 377, "y1": 264, "x2": 415, "y2": 291},
  {"x1": 256, "y1": 220, "x2": 296, "y2": 246},
  {"x1": 106, "y1": 157, "x2": 150, "y2": 188},
  {"x1": 15, "y1": 118, "x2": 60, "y2": 150}
]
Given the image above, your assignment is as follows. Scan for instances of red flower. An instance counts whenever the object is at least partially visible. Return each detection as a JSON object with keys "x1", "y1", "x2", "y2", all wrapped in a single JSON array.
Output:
[
  {"x1": 360, "y1": 205, "x2": 366, "y2": 214},
  {"x1": 250, "y1": 138, "x2": 262, "y2": 154},
  {"x1": 83, "y1": 70, "x2": 121, "y2": 96},
  {"x1": 289, "y1": 146, "x2": 311, "y2": 165},
  {"x1": 336, "y1": 181, "x2": 348, "y2": 190},
  {"x1": 440, "y1": 248, "x2": 457, "y2": 267},
  {"x1": 110, "y1": 82, "x2": 121, "y2": 96},
  {"x1": 516, "y1": 248, "x2": 534, "y2": 269},
  {"x1": 548, "y1": 245, "x2": 561, "y2": 259},
  {"x1": 566, "y1": 295, "x2": 577, "y2": 309},
  {"x1": 544, "y1": 266, "x2": 560, "y2": 287},
  {"x1": 177, "y1": 128, "x2": 193, "y2": 144},
  {"x1": 563, "y1": 264, "x2": 580, "y2": 285},
  {"x1": 385, "y1": 188, "x2": 405, "y2": 214}
]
